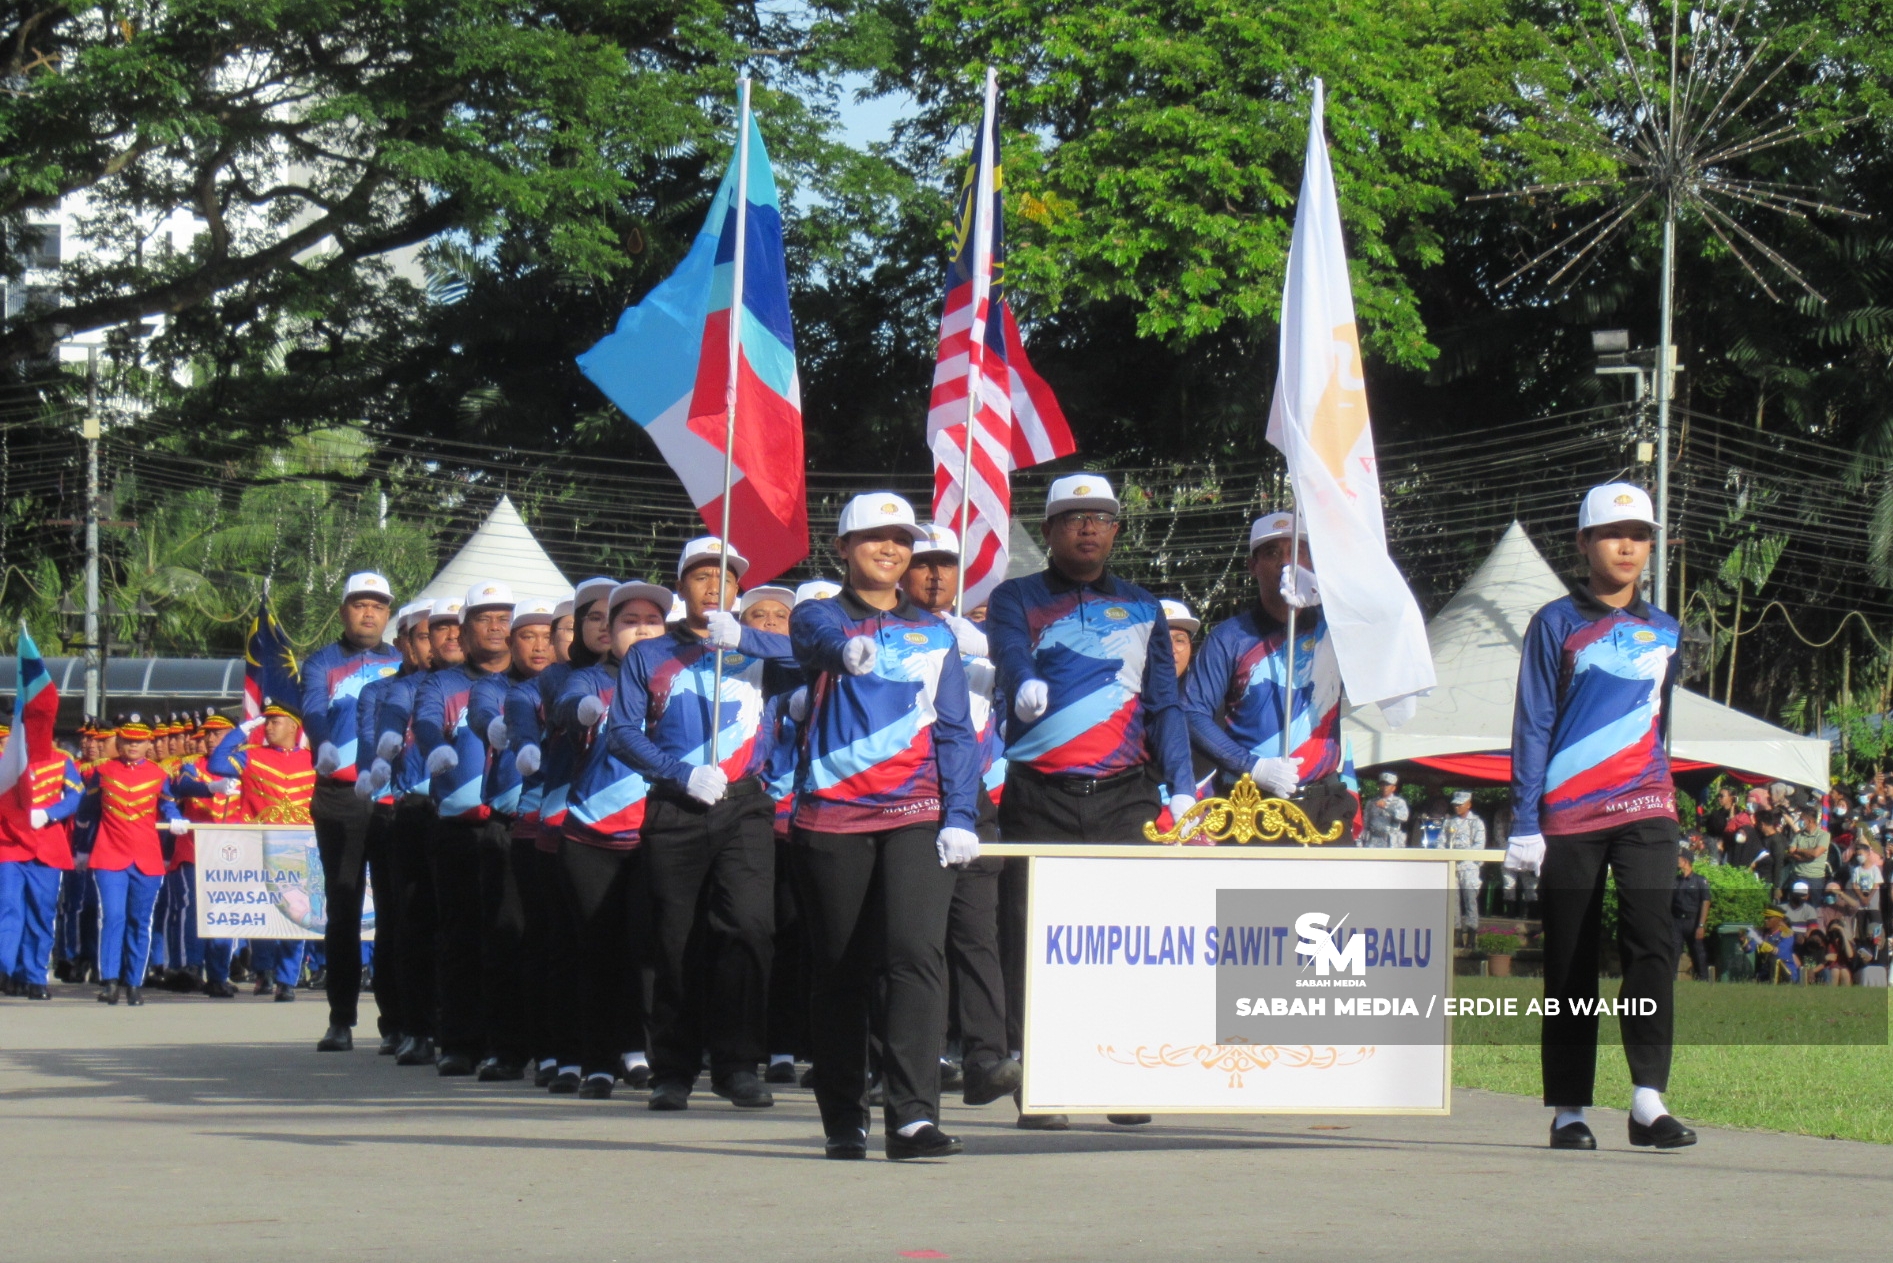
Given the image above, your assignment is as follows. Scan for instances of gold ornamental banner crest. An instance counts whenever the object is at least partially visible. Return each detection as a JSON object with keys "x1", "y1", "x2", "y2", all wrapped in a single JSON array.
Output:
[{"x1": 1143, "y1": 774, "x2": 1343, "y2": 847}]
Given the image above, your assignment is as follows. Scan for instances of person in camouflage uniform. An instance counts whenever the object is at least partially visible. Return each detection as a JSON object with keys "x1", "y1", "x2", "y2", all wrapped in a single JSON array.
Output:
[
  {"x1": 1443, "y1": 790, "x2": 1487, "y2": 933},
  {"x1": 1361, "y1": 771, "x2": 1409, "y2": 848}
]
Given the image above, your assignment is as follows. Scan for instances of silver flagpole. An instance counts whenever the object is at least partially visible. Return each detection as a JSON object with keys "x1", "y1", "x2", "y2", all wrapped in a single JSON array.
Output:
[
  {"x1": 953, "y1": 66, "x2": 998, "y2": 617},
  {"x1": 710, "y1": 76, "x2": 753, "y2": 768},
  {"x1": 1280, "y1": 500, "x2": 1301, "y2": 763}
]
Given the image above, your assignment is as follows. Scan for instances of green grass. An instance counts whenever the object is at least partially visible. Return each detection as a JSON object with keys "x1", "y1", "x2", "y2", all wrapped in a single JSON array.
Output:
[{"x1": 1449, "y1": 977, "x2": 1893, "y2": 1144}]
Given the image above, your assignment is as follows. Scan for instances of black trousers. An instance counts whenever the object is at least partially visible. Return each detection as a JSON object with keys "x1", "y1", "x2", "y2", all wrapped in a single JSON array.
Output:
[
  {"x1": 313, "y1": 782, "x2": 373, "y2": 1029},
  {"x1": 946, "y1": 796, "x2": 1007, "y2": 1066},
  {"x1": 429, "y1": 814, "x2": 486, "y2": 1060},
  {"x1": 559, "y1": 837, "x2": 650, "y2": 1078},
  {"x1": 793, "y1": 824, "x2": 955, "y2": 1137},
  {"x1": 998, "y1": 763, "x2": 1160, "y2": 843},
  {"x1": 765, "y1": 836, "x2": 810, "y2": 1059},
  {"x1": 1674, "y1": 920, "x2": 1710, "y2": 981},
  {"x1": 1540, "y1": 817, "x2": 1680, "y2": 1105},
  {"x1": 363, "y1": 802, "x2": 403, "y2": 1037},
  {"x1": 532, "y1": 844, "x2": 579, "y2": 1067},
  {"x1": 394, "y1": 796, "x2": 438, "y2": 1040},
  {"x1": 642, "y1": 786, "x2": 775, "y2": 1089},
  {"x1": 476, "y1": 817, "x2": 530, "y2": 1064}
]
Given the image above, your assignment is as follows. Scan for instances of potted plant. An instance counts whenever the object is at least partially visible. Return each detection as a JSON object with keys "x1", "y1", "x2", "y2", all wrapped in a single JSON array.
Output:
[{"x1": 1476, "y1": 932, "x2": 1522, "y2": 978}]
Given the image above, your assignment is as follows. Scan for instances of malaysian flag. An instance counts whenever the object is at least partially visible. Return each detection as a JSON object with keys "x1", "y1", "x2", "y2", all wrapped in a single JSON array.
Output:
[
  {"x1": 244, "y1": 596, "x2": 301, "y2": 722},
  {"x1": 926, "y1": 68, "x2": 1075, "y2": 610}
]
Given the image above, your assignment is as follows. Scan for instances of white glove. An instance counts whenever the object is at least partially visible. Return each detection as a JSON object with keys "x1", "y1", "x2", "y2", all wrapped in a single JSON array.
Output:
[
  {"x1": 964, "y1": 658, "x2": 996, "y2": 698},
  {"x1": 515, "y1": 744, "x2": 542, "y2": 777},
  {"x1": 1280, "y1": 564, "x2": 1320, "y2": 609},
  {"x1": 936, "y1": 826, "x2": 981, "y2": 867},
  {"x1": 375, "y1": 731, "x2": 403, "y2": 762},
  {"x1": 704, "y1": 610, "x2": 743, "y2": 651},
  {"x1": 212, "y1": 777, "x2": 241, "y2": 796},
  {"x1": 942, "y1": 614, "x2": 988, "y2": 659},
  {"x1": 1503, "y1": 833, "x2": 1546, "y2": 875},
  {"x1": 1251, "y1": 756, "x2": 1301, "y2": 798},
  {"x1": 1167, "y1": 795, "x2": 1202, "y2": 842},
  {"x1": 368, "y1": 759, "x2": 393, "y2": 791},
  {"x1": 29, "y1": 808, "x2": 48, "y2": 829},
  {"x1": 686, "y1": 764, "x2": 729, "y2": 806},
  {"x1": 1014, "y1": 679, "x2": 1050, "y2": 722},
  {"x1": 314, "y1": 742, "x2": 341, "y2": 776},
  {"x1": 786, "y1": 687, "x2": 810, "y2": 723},
  {"x1": 166, "y1": 818, "x2": 191, "y2": 834},
  {"x1": 841, "y1": 636, "x2": 878, "y2": 676},
  {"x1": 239, "y1": 716, "x2": 265, "y2": 736},
  {"x1": 486, "y1": 716, "x2": 508, "y2": 750},
  {"x1": 575, "y1": 694, "x2": 607, "y2": 727},
  {"x1": 353, "y1": 775, "x2": 375, "y2": 800},
  {"x1": 426, "y1": 746, "x2": 459, "y2": 777}
]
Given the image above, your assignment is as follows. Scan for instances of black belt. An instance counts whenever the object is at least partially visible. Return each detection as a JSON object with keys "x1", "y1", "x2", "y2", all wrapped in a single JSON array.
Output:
[
  {"x1": 1011, "y1": 762, "x2": 1148, "y2": 797},
  {"x1": 654, "y1": 774, "x2": 764, "y2": 806}
]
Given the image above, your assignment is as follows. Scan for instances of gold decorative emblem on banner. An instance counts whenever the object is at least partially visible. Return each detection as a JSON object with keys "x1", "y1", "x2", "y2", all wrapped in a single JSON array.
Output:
[
  {"x1": 1142, "y1": 774, "x2": 1343, "y2": 846},
  {"x1": 1098, "y1": 1042, "x2": 1376, "y2": 1088}
]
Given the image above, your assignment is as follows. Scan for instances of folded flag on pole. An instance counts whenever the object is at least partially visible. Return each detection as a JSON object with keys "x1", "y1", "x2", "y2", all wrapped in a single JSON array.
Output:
[
  {"x1": 0, "y1": 625, "x2": 57, "y2": 843},
  {"x1": 244, "y1": 597, "x2": 302, "y2": 722},
  {"x1": 577, "y1": 107, "x2": 807, "y2": 586},
  {"x1": 1265, "y1": 81, "x2": 1434, "y2": 725},
  {"x1": 926, "y1": 68, "x2": 1075, "y2": 610}
]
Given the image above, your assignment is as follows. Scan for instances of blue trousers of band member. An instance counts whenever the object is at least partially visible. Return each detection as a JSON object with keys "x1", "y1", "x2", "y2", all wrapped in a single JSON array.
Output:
[
  {"x1": 252, "y1": 939, "x2": 306, "y2": 986},
  {"x1": 162, "y1": 866, "x2": 204, "y2": 970},
  {"x1": 58, "y1": 867, "x2": 98, "y2": 963},
  {"x1": 93, "y1": 866, "x2": 162, "y2": 985},
  {"x1": 1, "y1": 860, "x2": 64, "y2": 985},
  {"x1": 205, "y1": 937, "x2": 237, "y2": 984},
  {"x1": 149, "y1": 876, "x2": 173, "y2": 970}
]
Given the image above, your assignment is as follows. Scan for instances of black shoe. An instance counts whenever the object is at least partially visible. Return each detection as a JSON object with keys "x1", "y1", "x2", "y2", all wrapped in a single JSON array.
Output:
[
  {"x1": 619, "y1": 1061, "x2": 652, "y2": 1090},
  {"x1": 478, "y1": 1058, "x2": 525, "y2": 1082},
  {"x1": 396, "y1": 1037, "x2": 438, "y2": 1067},
  {"x1": 647, "y1": 1081, "x2": 690, "y2": 1111},
  {"x1": 798, "y1": 1066, "x2": 816, "y2": 1089},
  {"x1": 939, "y1": 1059, "x2": 965, "y2": 1092},
  {"x1": 317, "y1": 1025, "x2": 354, "y2": 1052},
  {"x1": 1107, "y1": 1114, "x2": 1152, "y2": 1126},
  {"x1": 97, "y1": 982, "x2": 117, "y2": 1005},
  {"x1": 377, "y1": 1034, "x2": 401, "y2": 1056},
  {"x1": 534, "y1": 1063, "x2": 557, "y2": 1089},
  {"x1": 436, "y1": 1053, "x2": 475, "y2": 1077},
  {"x1": 764, "y1": 1060, "x2": 798, "y2": 1085},
  {"x1": 548, "y1": 1070, "x2": 582, "y2": 1095},
  {"x1": 252, "y1": 976, "x2": 273, "y2": 996},
  {"x1": 124, "y1": 985, "x2": 144, "y2": 1007},
  {"x1": 1016, "y1": 1112, "x2": 1069, "y2": 1130},
  {"x1": 306, "y1": 969, "x2": 328, "y2": 990},
  {"x1": 24, "y1": 984, "x2": 51, "y2": 1001},
  {"x1": 578, "y1": 1075, "x2": 614, "y2": 1100},
  {"x1": 712, "y1": 1070, "x2": 775, "y2": 1109},
  {"x1": 203, "y1": 979, "x2": 238, "y2": 998},
  {"x1": 824, "y1": 1128, "x2": 869, "y2": 1160},
  {"x1": 53, "y1": 959, "x2": 74, "y2": 983},
  {"x1": 1549, "y1": 1120, "x2": 1598, "y2": 1150},
  {"x1": 962, "y1": 1057, "x2": 1023, "y2": 1107},
  {"x1": 886, "y1": 1123, "x2": 962, "y2": 1161},
  {"x1": 1628, "y1": 1115, "x2": 1697, "y2": 1149},
  {"x1": 273, "y1": 983, "x2": 296, "y2": 1002}
]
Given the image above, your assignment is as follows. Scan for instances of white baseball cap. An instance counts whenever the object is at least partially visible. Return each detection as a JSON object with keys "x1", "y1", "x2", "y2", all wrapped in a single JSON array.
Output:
[
  {"x1": 740, "y1": 585, "x2": 795, "y2": 615},
  {"x1": 553, "y1": 599, "x2": 574, "y2": 621},
  {"x1": 1249, "y1": 511, "x2": 1307, "y2": 552},
  {"x1": 572, "y1": 576, "x2": 617, "y2": 614},
  {"x1": 836, "y1": 493, "x2": 929, "y2": 541},
  {"x1": 668, "y1": 593, "x2": 687, "y2": 622},
  {"x1": 462, "y1": 581, "x2": 516, "y2": 616},
  {"x1": 1161, "y1": 599, "x2": 1199, "y2": 634},
  {"x1": 428, "y1": 597, "x2": 466, "y2": 624},
  {"x1": 607, "y1": 581, "x2": 672, "y2": 616},
  {"x1": 1578, "y1": 482, "x2": 1658, "y2": 531},
  {"x1": 913, "y1": 523, "x2": 960, "y2": 559},
  {"x1": 677, "y1": 536, "x2": 751, "y2": 581},
  {"x1": 395, "y1": 600, "x2": 431, "y2": 631},
  {"x1": 794, "y1": 579, "x2": 842, "y2": 606},
  {"x1": 343, "y1": 571, "x2": 394, "y2": 603},
  {"x1": 1044, "y1": 474, "x2": 1119, "y2": 519},
  {"x1": 511, "y1": 596, "x2": 559, "y2": 629}
]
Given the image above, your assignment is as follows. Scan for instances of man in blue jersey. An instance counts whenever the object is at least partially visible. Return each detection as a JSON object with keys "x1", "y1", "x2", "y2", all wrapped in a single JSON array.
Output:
[
  {"x1": 1504, "y1": 482, "x2": 1695, "y2": 1152},
  {"x1": 301, "y1": 572, "x2": 403, "y2": 1053}
]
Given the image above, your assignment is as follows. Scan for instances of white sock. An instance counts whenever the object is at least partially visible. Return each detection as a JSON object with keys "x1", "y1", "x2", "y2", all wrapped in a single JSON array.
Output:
[
  {"x1": 896, "y1": 1119, "x2": 933, "y2": 1138},
  {"x1": 769, "y1": 1053, "x2": 794, "y2": 1066},
  {"x1": 537, "y1": 1058, "x2": 557, "y2": 1071},
  {"x1": 1631, "y1": 1086, "x2": 1667, "y2": 1126},
  {"x1": 621, "y1": 1051, "x2": 649, "y2": 1069},
  {"x1": 586, "y1": 1071, "x2": 614, "y2": 1084},
  {"x1": 1552, "y1": 1107, "x2": 1586, "y2": 1131},
  {"x1": 558, "y1": 1064, "x2": 580, "y2": 1077}
]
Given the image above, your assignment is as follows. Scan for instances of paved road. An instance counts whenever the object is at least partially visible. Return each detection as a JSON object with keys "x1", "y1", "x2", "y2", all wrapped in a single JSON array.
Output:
[{"x1": 4, "y1": 984, "x2": 1890, "y2": 1261}]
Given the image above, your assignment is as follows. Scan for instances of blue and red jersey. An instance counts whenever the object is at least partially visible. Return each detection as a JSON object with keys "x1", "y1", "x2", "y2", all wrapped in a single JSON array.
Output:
[
  {"x1": 362, "y1": 669, "x2": 431, "y2": 799},
  {"x1": 300, "y1": 639, "x2": 403, "y2": 782},
  {"x1": 761, "y1": 693, "x2": 800, "y2": 836},
  {"x1": 607, "y1": 625, "x2": 798, "y2": 792},
  {"x1": 1511, "y1": 583, "x2": 1680, "y2": 837},
  {"x1": 1181, "y1": 604, "x2": 1344, "y2": 792},
  {"x1": 559, "y1": 660, "x2": 649, "y2": 848},
  {"x1": 504, "y1": 671, "x2": 551, "y2": 844},
  {"x1": 987, "y1": 567, "x2": 1190, "y2": 791},
  {"x1": 530, "y1": 662, "x2": 576, "y2": 846},
  {"x1": 470, "y1": 667, "x2": 533, "y2": 818},
  {"x1": 414, "y1": 664, "x2": 503, "y2": 822},
  {"x1": 790, "y1": 588, "x2": 979, "y2": 835}
]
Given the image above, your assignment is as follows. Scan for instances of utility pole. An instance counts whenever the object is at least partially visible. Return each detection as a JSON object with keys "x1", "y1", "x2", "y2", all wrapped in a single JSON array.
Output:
[{"x1": 84, "y1": 347, "x2": 101, "y2": 716}]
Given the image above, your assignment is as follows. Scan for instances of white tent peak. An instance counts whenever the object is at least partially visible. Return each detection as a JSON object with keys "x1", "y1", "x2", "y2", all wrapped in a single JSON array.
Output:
[
  {"x1": 418, "y1": 495, "x2": 574, "y2": 603},
  {"x1": 1344, "y1": 521, "x2": 1829, "y2": 790}
]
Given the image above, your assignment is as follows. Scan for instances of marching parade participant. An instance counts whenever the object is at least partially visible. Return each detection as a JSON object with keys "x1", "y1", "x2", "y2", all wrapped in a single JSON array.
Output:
[
  {"x1": 176, "y1": 713, "x2": 243, "y2": 996},
  {"x1": 746, "y1": 583, "x2": 807, "y2": 1083},
  {"x1": 607, "y1": 538, "x2": 797, "y2": 1111},
  {"x1": 0, "y1": 718, "x2": 83, "y2": 1000},
  {"x1": 1503, "y1": 482, "x2": 1693, "y2": 1152},
  {"x1": 789, "y1": 493, "x2": 981, "y2": 1161},
  {"x1": 300, "y1": 573, "x2": 402, "y2": 1050}
]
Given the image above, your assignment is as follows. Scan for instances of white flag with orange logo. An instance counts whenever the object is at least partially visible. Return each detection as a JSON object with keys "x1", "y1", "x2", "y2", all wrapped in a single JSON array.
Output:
[{"x1": 1265, "y1": 80, "x2": 1433, "y2": 724}]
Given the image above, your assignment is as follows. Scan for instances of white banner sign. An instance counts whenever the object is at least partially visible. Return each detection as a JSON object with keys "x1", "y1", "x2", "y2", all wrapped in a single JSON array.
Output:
[
  {"x1": 193, "y1": 825, "x2": 375, "y2": 941},
  {"x1": 1022, "y1": 855, "x2": 1451, "y2": 1114}
]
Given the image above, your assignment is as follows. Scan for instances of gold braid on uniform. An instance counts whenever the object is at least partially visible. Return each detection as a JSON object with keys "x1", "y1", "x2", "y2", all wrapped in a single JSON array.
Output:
[
  {"x1": 1144, "y1": 774, "x2": 1345, "y2": 846},
  {"x1": 255, "y1": 801, "x2": 314, "y2": 825}
]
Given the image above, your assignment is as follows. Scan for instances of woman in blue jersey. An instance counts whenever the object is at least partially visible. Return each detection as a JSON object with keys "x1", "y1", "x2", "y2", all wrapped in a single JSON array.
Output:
[{"x1": 790, "y1": 493, "x2": 982, "y2": 1161}]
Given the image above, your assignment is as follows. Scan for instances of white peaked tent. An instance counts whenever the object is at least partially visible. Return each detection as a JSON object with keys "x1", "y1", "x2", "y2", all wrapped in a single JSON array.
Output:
[
  {"x1": 1342, "y1": 521, "x2": 1830, "y2": 791},
  {"x1": 418, "y1": 495, "x2": 574, "y2": 603}
]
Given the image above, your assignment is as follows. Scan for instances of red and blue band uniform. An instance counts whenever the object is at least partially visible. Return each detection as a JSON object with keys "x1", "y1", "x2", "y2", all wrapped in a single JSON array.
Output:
[
  {"x1": 0, "y1": 753, "x2": 83, "y2": 991},
  {"x1": 79, "y1": 756, "x2": 184, "y2": 988},
  {"x1": 467, "y1": 667, "x2": 540, "y2": 1070},
  {"x1": 506, "y1": 667, "x2": 578, "y2": 1074},
  {"x1": 363, "y1": 667, "x2": 439, "y2": 1049},
  {"x1": 607, "y1": 623, "x2": 799, "y2": 1095},
  {"x1": 210, "y1": 726, "x2": 318, "y2": 987},
  {"x1": 987, "y1": 567, "x2": 1191, "y2": 842},
  {"x1": 789, "y1": 587, "x2": 980, "y2": 1140},
  {"x1": 1512, "y1": 581, "x2": 1682, "y2": 1107},
  {"x1": 302, "y1": 638, "x2": 402, "y2": 1033}
]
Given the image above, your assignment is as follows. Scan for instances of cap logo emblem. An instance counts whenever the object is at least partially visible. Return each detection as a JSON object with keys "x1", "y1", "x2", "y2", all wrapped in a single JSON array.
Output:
[
  {"x1": 1614, "y1": 493, "x2": 1634, "y2": 505},
  {"x1": 881, "y1": 502, "x2": 898, "y2": 513},
  {"x1": 1075, "y1": 484, "x2": 1092, "y2": 495}
]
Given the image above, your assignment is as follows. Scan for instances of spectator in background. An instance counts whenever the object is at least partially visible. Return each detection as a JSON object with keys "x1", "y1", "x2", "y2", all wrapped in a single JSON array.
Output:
[
  {"x1": 1442, "y1": 791, "x2": 1486, "y2": 938},
  {"x1": 1754, "y1": 810, "x2": 1787, "y2": 894},
  {"x1": 1798, "y1": 928, "x2": 1834, "y2": 984},
  {"x1": 1672, "y1": 850, "x2": 1712, "y2": 981},
  {"x1": 1704, "y1": 785, "x2": 1752, "y2": 863},
  {"x1": 1786, "y1": 806, "x2": 1836, "y2": 903},
  {"x1": 1361, "y1": 772, "x2": 1409, "y2": 849},
  {"x1": 1784, "y1": 881, "x2": 1821, "y2": 941},
  {"x1": 1752, "y1": 909, "x2": 1799, "y2": 983}
]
